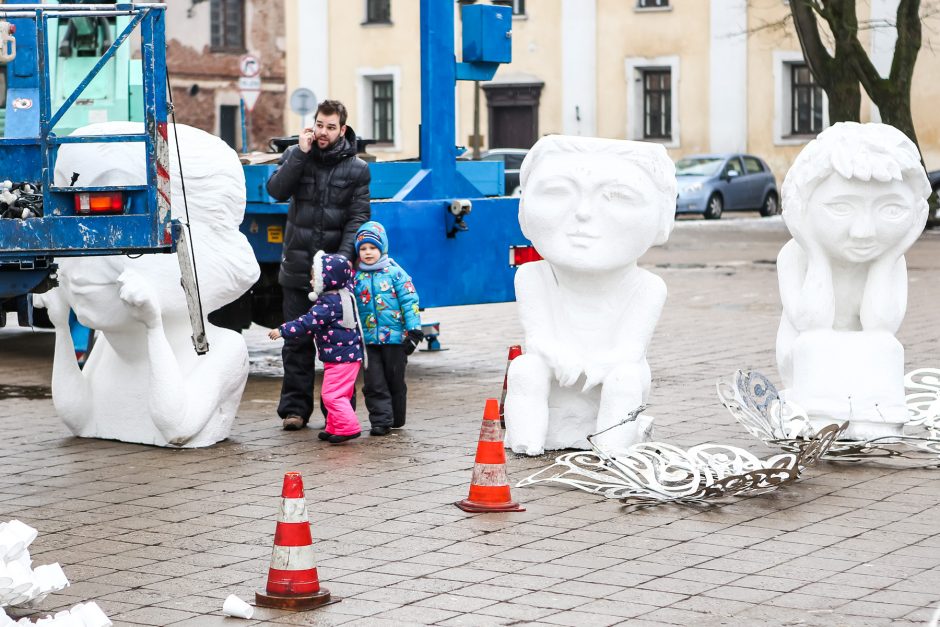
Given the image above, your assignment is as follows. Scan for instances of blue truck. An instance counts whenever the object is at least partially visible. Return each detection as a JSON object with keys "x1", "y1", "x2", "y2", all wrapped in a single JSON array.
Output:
[
  {"x1": 2, "y1": 1, "x2": 532, "y2": 352},
  {"x1": 215, "y1": 1, "x2": 529, "y2": 339},
  {"x1": 0, "y1": 2, "x2": 207, "y2": 354}
]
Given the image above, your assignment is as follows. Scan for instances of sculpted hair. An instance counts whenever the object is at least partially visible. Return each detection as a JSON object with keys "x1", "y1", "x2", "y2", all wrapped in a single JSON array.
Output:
[
  {"x1": 317, "y1": 99, "x2": 348, "y2": 127},
  {"x1": 519, "y1": 134, "x2": 678, "y2": 244},
  {"x1": 781, "y1": 121, "x2": 931, "y2": 236}
]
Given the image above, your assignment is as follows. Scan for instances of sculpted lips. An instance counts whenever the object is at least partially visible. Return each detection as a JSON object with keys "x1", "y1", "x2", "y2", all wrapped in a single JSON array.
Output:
[{"x1": 567, "y1": 231, "x2": 599, "y2": 245}]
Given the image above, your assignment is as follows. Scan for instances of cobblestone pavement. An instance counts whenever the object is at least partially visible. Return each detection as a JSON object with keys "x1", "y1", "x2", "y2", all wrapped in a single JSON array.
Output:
[{"x1": 2, "y1": 216, "x2": 940, "y2": 626}]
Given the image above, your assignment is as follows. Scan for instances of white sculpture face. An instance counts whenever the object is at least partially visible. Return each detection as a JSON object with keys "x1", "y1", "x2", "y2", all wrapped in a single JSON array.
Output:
[
  {"x1": 805, "y1": 173, "x2": 920, "y2": 264},
  {"x1": 522, "y1": 154, "x2": 662, "y2": 272}
]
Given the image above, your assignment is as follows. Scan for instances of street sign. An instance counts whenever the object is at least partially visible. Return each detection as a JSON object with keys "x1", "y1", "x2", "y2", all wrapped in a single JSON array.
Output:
[
  {"x1": 241, "y1": 90, "x2": 260, "y2": 112},
  {"x1": 239, "y1": 54, "x2": 260, "y2": 78},
  {"x1": 238, "y1": 76, "x2": 261, "y2": 112},
  {"x1": 289, "y1": 88, "x2": 317, "y2": 118},
  {"x1": 238, "y1": 76, "x2": 261, "y2": 91}
]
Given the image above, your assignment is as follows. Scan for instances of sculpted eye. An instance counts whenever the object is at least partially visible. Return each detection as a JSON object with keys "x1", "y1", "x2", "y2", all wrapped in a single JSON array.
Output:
[
  {"x1": 878, "y1": 203, "x2": 908, "y2": 220},
  {"x1": 824, "y1": 202, "x2": 852, "y2": 217},
  {"x1": 601, "y1": 187, "x2": 637, "y2": 203}
]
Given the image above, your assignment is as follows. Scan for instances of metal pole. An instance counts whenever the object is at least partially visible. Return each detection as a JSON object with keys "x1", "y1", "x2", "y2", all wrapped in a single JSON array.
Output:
[
  {"x1": 472, "y1": 80, "x2": 481, "y2": 160},
  {"x1": 240, "y1": 98, "x2": 248, "y2": 152},
  {"x1": 419, "y1": 0, "x2": 457, "y2": 197}
]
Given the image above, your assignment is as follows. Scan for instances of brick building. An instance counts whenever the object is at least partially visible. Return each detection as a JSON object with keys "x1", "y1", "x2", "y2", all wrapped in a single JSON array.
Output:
[{"x1": 164, "y1": 0, "x2": 286, "y2": 152}]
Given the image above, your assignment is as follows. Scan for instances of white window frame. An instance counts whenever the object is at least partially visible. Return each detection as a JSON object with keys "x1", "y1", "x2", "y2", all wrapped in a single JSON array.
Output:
[
  {"x1": 635, "y1": 0, "x2": 672, "y2": 12},
  {"x1": 773, "y1": 50, "x2": 829, "y2": 146},
  {"x1": 625, "y1": 55, "x2": 680, "y2": 148},
  {"x1": 356, "y1": 67, "x2": 401, "y2": 152}
]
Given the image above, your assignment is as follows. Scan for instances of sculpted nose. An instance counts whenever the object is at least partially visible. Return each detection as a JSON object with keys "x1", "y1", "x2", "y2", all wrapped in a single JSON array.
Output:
[
  {"x1": 849, "y1": 211, "x2": 875, "y2": 239},
  {"x1": 573, "y1": 196, "x2": 591, "y2": 222}
]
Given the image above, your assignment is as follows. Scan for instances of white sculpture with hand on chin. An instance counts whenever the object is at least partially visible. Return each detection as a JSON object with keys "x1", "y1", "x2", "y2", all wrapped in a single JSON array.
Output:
[
  {"x1": 33, "y1": 122, "x2": 260, "y2": 447},
  {"x1": 503, "y1": 135, "x2": 677, "y2": 456},
  {"x1": 777, "y1": 121, "x2": 931, "y2": 440}
]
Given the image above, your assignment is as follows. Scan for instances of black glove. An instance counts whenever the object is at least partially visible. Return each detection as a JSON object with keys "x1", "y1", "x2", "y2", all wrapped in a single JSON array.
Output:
[{"x1": 404, "y1": 329, "x2": 424, "y2": 355}]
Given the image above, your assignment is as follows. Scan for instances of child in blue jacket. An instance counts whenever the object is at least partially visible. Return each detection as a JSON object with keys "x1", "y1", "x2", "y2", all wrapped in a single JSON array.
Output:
[
  {"x1": 354, "y1": 221, "x2": 423, "y2": 436},
  {"x1": 268, "y1": 251, "x2": 363, "y2": 444}
]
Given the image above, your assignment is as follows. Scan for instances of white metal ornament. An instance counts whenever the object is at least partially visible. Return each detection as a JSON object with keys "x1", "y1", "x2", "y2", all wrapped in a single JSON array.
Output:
[
  {"x1": 517, "y1": 407, "x2": 844, "y2": 505},
  {"x1": 718, "y1": 369, "x2": 940, "y2": 462}
]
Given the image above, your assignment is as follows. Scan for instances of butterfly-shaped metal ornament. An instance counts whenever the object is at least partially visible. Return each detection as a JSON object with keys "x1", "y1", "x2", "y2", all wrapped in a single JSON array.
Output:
[
  {"x1": 717, "y1": 369, "x2": 940, "y2": 462},
  {"x1": 516, "y1": 405, "x2": 844, "y2": 506}
]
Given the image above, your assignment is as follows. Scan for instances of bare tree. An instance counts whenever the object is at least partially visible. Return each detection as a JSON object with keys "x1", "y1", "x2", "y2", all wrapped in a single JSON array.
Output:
[{"x1": 789, "y1": 0, "x2": 933, "y2": 148}]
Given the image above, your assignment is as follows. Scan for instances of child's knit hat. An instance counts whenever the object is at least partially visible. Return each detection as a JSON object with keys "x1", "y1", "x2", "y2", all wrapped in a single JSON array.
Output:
[{"x1": 355, "y1": 221, "x2": 388, "y2": 255}]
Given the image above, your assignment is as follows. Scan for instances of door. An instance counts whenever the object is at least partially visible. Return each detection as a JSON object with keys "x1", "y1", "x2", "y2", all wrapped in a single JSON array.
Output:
[
  {"x1": 490, "y1": 106, "x2": 534, "y2": 149},
  {"x1": 482, "y1": 81, "x2": 544, "y2": 150},
  {"x1": 740, "y1": 156, "x2": 767, "y2": 208},
  {"x1": 719, "y1": 157, "x2": 746, "y2": 210},
  {"x1": 219, "y1": 104, "x2": 239, "y2": 151}
]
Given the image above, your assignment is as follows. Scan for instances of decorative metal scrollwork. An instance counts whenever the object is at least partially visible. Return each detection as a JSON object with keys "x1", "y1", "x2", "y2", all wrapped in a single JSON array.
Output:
[
  {"x1": 516, "y1": 407, "x2": 845, "y2": 506},
  {"x1": 717, "y1": 369, "x2": 940, "y2": 462}
]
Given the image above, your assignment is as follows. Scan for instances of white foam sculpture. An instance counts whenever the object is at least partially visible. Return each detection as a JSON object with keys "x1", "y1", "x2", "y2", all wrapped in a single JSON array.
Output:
[
  {"x1": 0, "y1": 521, "x2": 69, "y2": 609},
  {"x1": 34, "y1": 123, "x2": 260, "y2": 447},
  {"x1": 503, "y1": 135, "x2": 677, "y2": 455},
  {"x1": 777, "y1": 122, "x2": 932, "y2": 440}
]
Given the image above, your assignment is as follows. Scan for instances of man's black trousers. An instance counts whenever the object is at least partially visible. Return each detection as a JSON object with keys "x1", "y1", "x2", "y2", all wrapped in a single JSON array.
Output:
[
  {"x1": 363, "y1": 344, "x2": 408, "y2": 429},
  {"x1": 277, "y1": 286, "x2": 356, "y2": 423}
]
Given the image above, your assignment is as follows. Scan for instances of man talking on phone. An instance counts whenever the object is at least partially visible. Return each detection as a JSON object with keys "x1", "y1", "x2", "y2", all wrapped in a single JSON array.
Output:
[{"x1": 266, "y1": 99, "x2": 371, "y2": 431}]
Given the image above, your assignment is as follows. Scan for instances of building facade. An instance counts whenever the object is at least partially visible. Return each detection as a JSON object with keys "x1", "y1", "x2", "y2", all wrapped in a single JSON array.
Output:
[
  {"x1": 284, "y1": 0, "x2": 940, "y2": 179},
  {"x1": 164, "y1": 0, "x2": 286, "y2": 152}
]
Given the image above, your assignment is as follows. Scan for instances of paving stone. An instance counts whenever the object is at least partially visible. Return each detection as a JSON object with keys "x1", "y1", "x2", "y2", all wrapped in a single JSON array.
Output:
[{"x1": 4, "y1": 221, "x2": 940, "y2": 626}]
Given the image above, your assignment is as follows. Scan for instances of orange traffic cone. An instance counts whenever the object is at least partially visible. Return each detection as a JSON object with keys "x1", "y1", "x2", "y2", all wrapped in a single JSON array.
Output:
[
  {"x1": 456, "y1": 398, "x2": 525, "y2": 513},
  {"x1": 499, "y1": 345, "x2": 523, "y2": 428},
  {"x1": 256, "y1": 472, "x2": 336, "y2": 610}
]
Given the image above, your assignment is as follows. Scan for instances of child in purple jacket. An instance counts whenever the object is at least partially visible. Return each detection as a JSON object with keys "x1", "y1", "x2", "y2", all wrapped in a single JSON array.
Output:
[{"x1": 269, "y1": 251, "x2": 363, "y2": 443}]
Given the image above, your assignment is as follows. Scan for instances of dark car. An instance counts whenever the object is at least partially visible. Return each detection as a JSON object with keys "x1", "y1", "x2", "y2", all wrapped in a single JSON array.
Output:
[
  {"x1": 929, "y1": 169, "x2": 940, "y2": 195},
  {"x1": 675, "y1": 153, "x2": 779, "y2": 219},
  {"x1": 481, "y1": 148, "x2": 527, "y2": 196}
]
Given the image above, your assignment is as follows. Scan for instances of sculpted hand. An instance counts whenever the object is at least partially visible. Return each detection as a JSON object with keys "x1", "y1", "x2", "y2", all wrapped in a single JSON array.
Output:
[
  {"x1": 33, "y1": 287, "x2": 71, "y2": 329},
  {"x1": 118, "y1": 269, "x2": 162, "y2": 328},
  {"x1": 548, "y1": 346, "x2": 583, "y2": 388},
  {"x1": 298, "y1": 127, "x2": 315, "y2": 153}
]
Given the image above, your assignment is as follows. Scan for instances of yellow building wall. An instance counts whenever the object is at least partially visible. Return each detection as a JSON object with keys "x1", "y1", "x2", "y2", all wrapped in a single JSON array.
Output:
[
  {"x1": 596, "y1": 0, "x2": 711, "y2": 158},
  {"x1": 456, "y1": 0, "x2": 564, "y2": 151},
  {"x1": 283, "y1": 1, "x2": 940, "y2": 172}
]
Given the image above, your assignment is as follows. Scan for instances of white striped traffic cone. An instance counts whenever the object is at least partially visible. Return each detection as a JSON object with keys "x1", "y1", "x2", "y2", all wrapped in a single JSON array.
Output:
[
  {"x1": 456, "y1": 398, "x2": 525, "y2": 513},
  {"x1": 256, "y1": 472, "x2": 336, "y2": 610}
]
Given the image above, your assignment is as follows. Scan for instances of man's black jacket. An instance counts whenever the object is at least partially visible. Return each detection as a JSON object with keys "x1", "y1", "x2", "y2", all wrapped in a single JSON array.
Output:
[{"x1": 266, "y1": 126, "x2": 371, "y2": 289}]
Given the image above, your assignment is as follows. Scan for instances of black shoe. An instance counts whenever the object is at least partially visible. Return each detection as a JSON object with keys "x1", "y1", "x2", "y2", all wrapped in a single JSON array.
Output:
[
  {"x1": 327, "y1": 432, "x2": 361, "y2": 444},
  {"x1": 317, "y1": 431, "x2": 332, "y2": 441},
  {"x1": 370, "y1": 426, "x2": 391, "y2": 436},
  {"x1": 282, "y1": 415, "x2": 305, "y2": 431}
]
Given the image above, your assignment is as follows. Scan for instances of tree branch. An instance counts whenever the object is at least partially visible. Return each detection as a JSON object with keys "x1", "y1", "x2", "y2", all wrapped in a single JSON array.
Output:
[{"x1": 790, "y1": 0, "x2": 835, "y2": 86}]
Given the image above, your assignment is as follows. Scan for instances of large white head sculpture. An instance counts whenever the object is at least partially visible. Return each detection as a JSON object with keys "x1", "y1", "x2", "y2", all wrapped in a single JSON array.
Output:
[
  {"x1": 776, "y1": 122, "x2": 930, "y2": 438},
  {"x1": 504, "y1": 135, "x2": 676, "y2": 456},
  {"x1": 36, "y1": 122, "x2": 260, "y2": 447},
  {"x1": 518, "y1": 134, "x2": 676, "y2": 272}
]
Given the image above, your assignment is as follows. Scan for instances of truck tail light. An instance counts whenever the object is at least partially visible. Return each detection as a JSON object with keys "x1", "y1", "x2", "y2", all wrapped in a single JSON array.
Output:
[
  {"x1": 509, "y1": 245, "x2": 542, "y2": 267},
  {"x1": 74, "y1": 192, "x2": 124, "y2": 215}
]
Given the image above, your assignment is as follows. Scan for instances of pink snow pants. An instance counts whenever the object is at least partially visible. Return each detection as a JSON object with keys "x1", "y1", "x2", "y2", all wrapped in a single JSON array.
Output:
[{"x1": 322, "y1": 362, "x2": 361, "y2": 436}]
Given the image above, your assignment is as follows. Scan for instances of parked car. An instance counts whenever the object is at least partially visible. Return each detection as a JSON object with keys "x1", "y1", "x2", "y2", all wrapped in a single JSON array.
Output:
[
  {"x1": 675, "y1": 153, "x2": 778, "y2": 219},
  {"x1": 929, "y1": 169, "x2": 940, "y2": 195},
  {"x1": 481, "y1": 148, "x2": 527, "y2": 196}
]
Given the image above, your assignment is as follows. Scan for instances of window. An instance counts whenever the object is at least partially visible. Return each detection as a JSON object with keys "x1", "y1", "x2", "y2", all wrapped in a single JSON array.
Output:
[
  {"x1": 512, "y1": 0, "x2": 526, "y2": 16},
  {"x1": 372, "y1": 79, "x2": 394, "y2": 143},
  {"x1": 722, "y1": 157, "x2": 743, "y2": 177},
  {"x1": 791, "y1": 64, "x2": 823, "y2": 135},
  {"x1": 365, "y1": 0, "x2": 391, "y2": 24},
  {"x1": 643, "y1": 70, "x2": 671, "y2": 140},
  {"x1": 637, "y1": 0, "x2": 669, "y2": 8},
  {"x1": 742, "y1": 156, "x2": 764, "y2": 174},
  {"x1": 210, "y1": 0, "x2": 244, "y2": 52}
]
